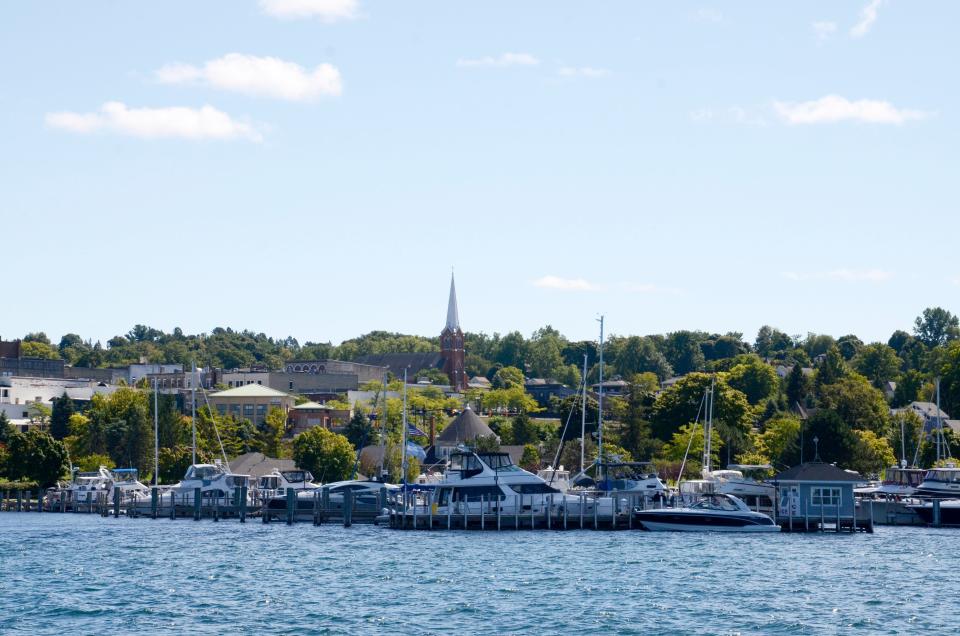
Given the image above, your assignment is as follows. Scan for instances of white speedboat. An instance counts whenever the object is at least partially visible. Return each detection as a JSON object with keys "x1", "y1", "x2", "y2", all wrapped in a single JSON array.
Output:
[{"x1": 633, "y1": 493, "x2": 779, "y2": 532}]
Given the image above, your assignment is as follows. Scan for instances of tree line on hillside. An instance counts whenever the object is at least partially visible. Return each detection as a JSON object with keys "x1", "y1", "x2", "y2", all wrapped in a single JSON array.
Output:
[{"x1": 4, "y1": 307, "x2": 960, "y2": 485}]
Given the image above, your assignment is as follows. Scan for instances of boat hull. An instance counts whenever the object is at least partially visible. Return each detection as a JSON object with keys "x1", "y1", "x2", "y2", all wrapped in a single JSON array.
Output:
[{"x1": 634, "y1": 511, "x2": 779, "y2": 532}]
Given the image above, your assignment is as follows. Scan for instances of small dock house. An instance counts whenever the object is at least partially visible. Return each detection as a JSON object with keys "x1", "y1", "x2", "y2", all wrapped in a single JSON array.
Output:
[{"x1": 773, "y1": 462, "x2": 872, "y2": 532}]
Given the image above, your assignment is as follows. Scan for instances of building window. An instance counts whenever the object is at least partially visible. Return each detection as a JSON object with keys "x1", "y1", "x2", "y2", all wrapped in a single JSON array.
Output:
[
  {"x1": 243, "y1": 404, "x2": 254, "y2": 418},
  {"x1": 257, "y1": 380, "x2": 262, "y2": 385},
  {"x1": 289, "y1": 381, "x2": 294, "y2": 390},
  {"x1": 217, "y1": 405, "x2": 227, "y2": 415},
  {"x1": 811, "y1": 487, "x2": 841, "y2": 507}
]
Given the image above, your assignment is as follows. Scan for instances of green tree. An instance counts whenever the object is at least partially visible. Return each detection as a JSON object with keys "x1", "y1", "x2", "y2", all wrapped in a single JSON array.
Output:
[
  {"x1": 20, "y1": 340, "x2": 60, "y2": 359},
  {"x1": 526, "y1": 326, "x2": 566, "y2": 379},
  {"x1": 0, "y1": 411, "x2": 14, "y2": 445},
  {"x1": 799, "y1": 410, "x2": 859, "y2": 468},
  {"x1": 75, "y1": 453, "x2": 115, "y2": 472},
  {"x1": 755, "y1": 326, "x2": 793, "y2": 357},
  {"x1": 343, "y1": 410, "x2": 374, "y2": 450},
  {"x1": 520, "y1": 444, "x2": 541, "y2": 471},
  {"x1": 819, "y1": 374, "x2": 891, "y2": 437},
  {"x1": 914, "y1": 307, "x2": 960, "y2": 347},
  {"x1": 5, "y1": 429, "x2": 69, "y2": 487},
  {"x1": 849, "y1": 430, "x2": 897, "y2": 477},
  {"x1": 755, "y1": 415, "x2": 801, "y2": 469},
  {"x1": 50, "y1": 393, "x2": 75, "y2": 440},
  {"x1": 665, "y1": 331, "x2": 706, "y2": 375},
  {"x1": 292, "y1": 427, "x2": 355, "y2": 483},
  {"x1": 853, "y1": 343, "x2": 901, "y2": 389},
  {"x1": 511, "y1": 412, "x2": 536, "y2": 445},
  {"x1": 159, "y1": 445, "x2": 196, "y2": 483},
  {"x1": 785, "y1": 363, "x2": 809, "y2": 408},
  {"x1": 655, "y1": 423, "x2": 723, "y2": 481},
  {"x1": 492, "y1": 366, "x2": 525, "y2": 389},
  {"x1": 726, "y1": 355, "x2": 779, "y2": 405},
  {"x1": 815, "y1": 345, "x2": 847, "y2": 390},
  {"x1": 936, "y1": 340, "x2": 960, "y2": 419},
  {"x1": 615, "y1": 336, "x2": 673, "y2": 381},
  {"x1": 260, "y1": 407, "x2": 287, "y2": 457},
  {"x1": 892, "y1": 370, "x2": 924, "y2": 407},
  {"x1": 650, "y1": 373, "x2": 754, "y2": 459},
  {"x1": 836, "y1": 334, "x2": 864, "y2": 361}
]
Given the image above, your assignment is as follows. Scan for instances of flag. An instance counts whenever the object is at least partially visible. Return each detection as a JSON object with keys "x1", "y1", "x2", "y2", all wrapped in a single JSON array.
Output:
[
  {"x1": 406, "y1": 423, "x2": 427, "y2": 437},
  {"x1": 405, "y1": 441, "x2": 427, "y2": 461}
]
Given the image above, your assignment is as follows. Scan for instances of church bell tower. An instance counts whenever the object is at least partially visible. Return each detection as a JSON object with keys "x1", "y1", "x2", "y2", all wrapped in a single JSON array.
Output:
[{"x1": 440, "y1": 273, "x2": 466, "y2": 391}]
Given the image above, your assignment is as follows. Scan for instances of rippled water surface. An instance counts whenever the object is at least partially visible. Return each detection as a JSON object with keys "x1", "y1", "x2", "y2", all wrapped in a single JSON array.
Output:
[{"x1": 0, "y1": 514, "x2": 956, "y2": 635}]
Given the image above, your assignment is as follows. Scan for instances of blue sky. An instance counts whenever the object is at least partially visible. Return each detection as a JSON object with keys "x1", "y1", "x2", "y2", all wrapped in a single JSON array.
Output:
[{"x1": 1, "y1": 1, "x2": 956, "y2": 347}]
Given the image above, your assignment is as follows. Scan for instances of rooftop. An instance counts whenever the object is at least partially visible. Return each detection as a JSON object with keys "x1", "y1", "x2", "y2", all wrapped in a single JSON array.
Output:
[
  {"x1": 774, "y1": 462, "x2": 863, "y2": 483},
  {"x1": 210, "y1": 384, "x2": 293, "y2": 399}
]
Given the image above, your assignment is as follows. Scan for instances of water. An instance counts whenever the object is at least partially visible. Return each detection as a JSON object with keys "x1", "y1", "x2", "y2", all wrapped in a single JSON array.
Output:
[{"x1": 0, "y1": 514, "x2": 955, "y2": 635}]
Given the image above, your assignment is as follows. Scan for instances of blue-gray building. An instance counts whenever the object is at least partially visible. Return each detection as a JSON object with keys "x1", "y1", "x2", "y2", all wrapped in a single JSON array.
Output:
[{"x1": 773, "y1": 462, "x2": 866, "y2": 532}]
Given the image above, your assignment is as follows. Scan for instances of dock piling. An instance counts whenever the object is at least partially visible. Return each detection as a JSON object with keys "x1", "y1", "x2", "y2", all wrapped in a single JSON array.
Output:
[
  {"x1": 240, "y1": 486, "x2": 247, "y2": 523},
  {"x1": 193, "y1": 488, "x2": 201, "y2": 521},
  {"x1": 344, "y1": 489, "x2": 353, "y2": 528}
]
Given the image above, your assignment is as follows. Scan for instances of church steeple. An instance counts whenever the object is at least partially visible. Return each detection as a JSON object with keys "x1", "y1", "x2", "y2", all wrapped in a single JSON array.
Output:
[
  {"x1": 445, "y1": 272, "x2": 460, "y2": 331},
  {"x1": 440, "y1": 272, "x2": 465, "y2": 391}
]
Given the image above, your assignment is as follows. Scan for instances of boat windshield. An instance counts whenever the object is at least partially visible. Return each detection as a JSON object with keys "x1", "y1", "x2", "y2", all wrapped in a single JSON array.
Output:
[
  {"x1": 691, "y1": 495, "x2": 738, "y2": 511},
  {"x1": 923, "y1": 469, "x2": 960, "y2": 483},
  {"x1": 184, "y1": 465, "x2": 224, "y2": 480},
  {"x1": 110, "y1": 469, "x2": 139, "y2": 483},
  {"x1": 479, "y1": 453, "x2": 520, "y2": 472},
  {"x1": 281, "y1": 470, "x2": 311, "y2": 483}
]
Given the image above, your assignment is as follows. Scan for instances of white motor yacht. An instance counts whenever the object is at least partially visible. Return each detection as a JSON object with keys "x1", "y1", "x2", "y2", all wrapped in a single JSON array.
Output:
[
  {"x1": 257, "y1": 469, "x2": 320, "y2": 498},
  {"x1": 855, "y1": 466, "x2": 926, "y2": 499},
  {"x1": 108, "y1": 468, "x2": 152, "y2": 503},
  {"x1": 912, "y1": 464, "x2": 960, "y2": 499},
  {"x1": 430, "y1": 450, "x2": 568, "y2": 517},
  {"x1": 53, "y1": 466, "x2": 113, "y2": 509},
  {"x1": 634, "y1": 493, "x2": 779, "y2": 532},
  {"x1": 165, "y1": 461, "x2": 252, "y2": 505},
  {"x1": 537, "y1": 466, "x2": 571, "y2": 493}
]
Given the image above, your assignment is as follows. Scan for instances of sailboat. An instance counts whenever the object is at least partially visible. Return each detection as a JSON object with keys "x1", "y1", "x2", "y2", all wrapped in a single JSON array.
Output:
[{"x1": 679, "y1": 378, "x2": 776, "y2": 507}]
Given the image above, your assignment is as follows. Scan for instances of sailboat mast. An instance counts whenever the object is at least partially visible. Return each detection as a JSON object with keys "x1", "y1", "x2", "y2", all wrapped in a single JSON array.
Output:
[
  {"x1": 580, "y1": 353, "x2": 588, "y2": 473},
  {"x1": 704, "y1": 377, "x2": 715, "y2": 474},
  {"x1": 153, "y1": 379, "x2": 159, "y2": 486},
  {"x1": 597, "y1": 315, "x2": 604, "y2": 481},
  {"x1": 377, "y1": 372, "x2": 387, "y2": 479},
  {"x1": 191, "y1": 360, "x2": 197, "y2": 465},
  {"x1": 401, "y1": 368, "x2": 408, "y2": 484}
]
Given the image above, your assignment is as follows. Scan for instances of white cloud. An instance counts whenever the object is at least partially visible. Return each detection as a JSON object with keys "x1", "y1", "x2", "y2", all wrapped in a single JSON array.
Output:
[
  {"x1": 532, "y1": 276, "x2": 679, "y2": 294},
  {"x1": 691, "y1": 8, "x2": 723, "y2": 23},
  {"x1": 533, "y1": 276, "x2": 599, "y2": 292},
  {"x1": 812, "y1": 21, "x2": 837, "y2": 41},
  {"x1": 690, "y1": 105, "x2": 767, "y2": 126},
  {"x1": 156, "y1": 54, "x2": 342, "y2": 101},
  {"x1": 558, "y1": 66, "x2": 612, "y2": 78},
  {"x1": 782, "y1": 269, "x2": 893, "y2": 283},
  {"x1": 456, "y1": 53, "x2": 539, "y2": 68},
  {"x1": 45, "y1": 102, "x2": 262, "y2": 141},
  {"x1": 850, "y1": 0, "x2": 882, "y2": 38},
  {"x1": 259, "y1": 0, "x2": 359, "y2": 21},
  {"x1": 773, "y1": 95, "x2": 928, "y2": 125}
]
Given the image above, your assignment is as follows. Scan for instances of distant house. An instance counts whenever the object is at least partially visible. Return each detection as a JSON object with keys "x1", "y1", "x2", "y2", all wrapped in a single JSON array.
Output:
[
  {"x1": 894, "y1": 401, "x2": 951, "y2": 433},
  {"x1": 208, "y1": 384, "x2": 296, "y2": 426},
  {"x1": 775, "y1": 365, "x2": 815, "y2": 380},
  {"x1": 883, "y1": 381, "x2": 897, "y2": 401},
  {"x1": 773, "y1": 462, "x2": 864, "y2": 531},
  {"x1": 468, "y1": 376, "x2": 491, "y2": 390},
  {"x1": 434, "y1": 407, "x2": 497, "y2": 459},
  {"x1": 524, "y1": 379, "x2": 577, "y2": 414},
  {"x1": 287, "y1": 401, "x2": 351, "y2": 436},
  {"x1": 592, "y1": 379, "x2": 629, "y2": 397}
]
